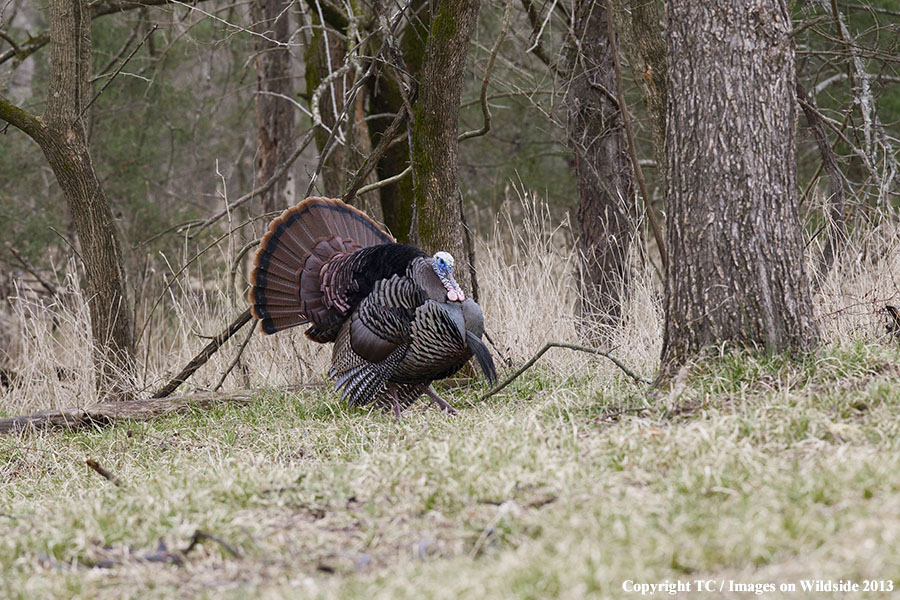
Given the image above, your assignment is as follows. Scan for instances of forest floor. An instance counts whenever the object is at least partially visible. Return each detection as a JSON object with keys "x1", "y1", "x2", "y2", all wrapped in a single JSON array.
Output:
[{"x1": 3, "y1": 341, "x2": 900, "y2": 599}]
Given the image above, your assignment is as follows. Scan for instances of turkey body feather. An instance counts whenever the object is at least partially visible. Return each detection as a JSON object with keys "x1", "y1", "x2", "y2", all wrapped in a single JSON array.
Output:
[{"x1": 249, "y1": 197, "x2": 496, "y2": 414}]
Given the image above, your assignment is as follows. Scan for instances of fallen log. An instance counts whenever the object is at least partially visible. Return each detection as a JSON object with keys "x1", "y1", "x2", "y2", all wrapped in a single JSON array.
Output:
[{"x1": 0, "y1": 390, "x2": 253, "y2": 434}]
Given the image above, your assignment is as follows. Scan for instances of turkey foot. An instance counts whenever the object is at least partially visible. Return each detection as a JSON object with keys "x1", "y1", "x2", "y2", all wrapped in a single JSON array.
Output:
[{"x1": 425, "y1": 387, "x2": 457, "y2": 415}]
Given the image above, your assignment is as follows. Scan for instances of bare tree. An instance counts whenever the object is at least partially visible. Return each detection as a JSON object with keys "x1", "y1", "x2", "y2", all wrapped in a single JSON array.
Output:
[
  {"x1": 253, "y1": 0, "x2": 295, "y2": 214},
  {"x1": 566, "y1": 0, "x2": 635, "y2": 330},
  {"x1": 660, "y1": 0, "x2": 818, "y2": 375},
  {"x1": 410, "y1": 0, "x2": 481, "y2": 292},
  {"x1": 0, "y1": 0, "x2": 134, "y2": 397}
]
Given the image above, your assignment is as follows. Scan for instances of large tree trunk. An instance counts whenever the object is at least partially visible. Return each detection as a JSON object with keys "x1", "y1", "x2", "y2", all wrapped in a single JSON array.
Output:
[
  {"x1": 42, "y1": 0, "x2": 134, "y2": 397},
  {"x1": 410, "y1": 0, "x2": 480, "y2": 292},
  {"x1": 567, "y1": 0, "x2": 635, "y2": 330},
  {"x1": 660, "y1": 0, "x2": 818, "y2": 374},
  {"x1": 252, "y1": 0, "x2": 295, "y2": 214}
]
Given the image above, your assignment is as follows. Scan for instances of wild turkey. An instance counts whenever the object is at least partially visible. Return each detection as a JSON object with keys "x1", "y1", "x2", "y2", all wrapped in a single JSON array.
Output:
[{"x1": 249, "y1": 197, "x2": 496, "y2": 415}]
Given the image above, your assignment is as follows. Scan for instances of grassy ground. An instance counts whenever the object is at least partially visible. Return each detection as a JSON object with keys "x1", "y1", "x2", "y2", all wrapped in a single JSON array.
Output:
[{"x1": 3, "y1": 342, "x2": 900, "y2": 599}]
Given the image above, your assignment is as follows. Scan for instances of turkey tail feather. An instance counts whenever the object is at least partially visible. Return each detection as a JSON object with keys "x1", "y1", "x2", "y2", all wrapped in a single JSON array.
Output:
[
  {"x1": 250, "y1": 197, "x2": 393, "y2": 335},
  {"x1": 466, "y1": 332, "x2": 497, "y2": 384}
]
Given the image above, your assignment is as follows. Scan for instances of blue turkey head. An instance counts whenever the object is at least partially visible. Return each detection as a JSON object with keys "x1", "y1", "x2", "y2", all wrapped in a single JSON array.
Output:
[{"x1": 431, "y1": 251, "x2": 465, "y2": 302}]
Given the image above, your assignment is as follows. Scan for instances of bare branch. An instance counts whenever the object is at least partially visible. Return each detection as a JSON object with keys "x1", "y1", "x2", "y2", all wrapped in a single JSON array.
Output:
[
  {"x1": 213, "y1": 320, "x2": 256, "y2": 392},
  {"x1": 5, "y1": 243, "x2": 60, "y2": 297},
  {"x1": 0, "y1": 30, "x2": 22, "y2": 56},
  {"x1": 459, "y1": 0, "x2": 512, "y2": 143},
  {"x1": 519, "y1": 0, "x2": 559, "y2": 73},
  {"x1": 0, "y1": 1, "x2": 212, "y2": 67},
  {"x1": 82, "y1": 25, "x2": 158, "y2": 116},
  {"x1": 0, "y1": 94, "x2": 45, "y2": 141},
  {"x1": 184, "y1": 127, "x2": 316, "y2": 237},
  {"x1": 355, "y1": 165, "x2": 411, "y2": 197},
  {"x1": 342, "y1": 104, "x2": 408, "y2": 203}
]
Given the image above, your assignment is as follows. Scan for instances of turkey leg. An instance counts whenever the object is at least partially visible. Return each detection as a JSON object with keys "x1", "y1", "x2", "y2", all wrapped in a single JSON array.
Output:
[{"x1": 425, "y1": 387, "x2": 457, "y2": 415}]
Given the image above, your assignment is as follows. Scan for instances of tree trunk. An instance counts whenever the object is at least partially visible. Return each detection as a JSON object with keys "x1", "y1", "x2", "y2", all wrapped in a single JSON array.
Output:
[
  {"x1": 625, "y1": 0, "x2": 666, "y2": 170},
  {"x1": 367, "y1": 0, "x2": 429, "y2": 243},
  {"x1": 567, "y1": 0, "x2": 635, "y2": 330},
  {"x1": 660, "y1": 0, "x2": 818, "y2": 374},
  {"x1": 43, "y1": 0, "x2": 134, "y2": 397},
  {"x1": 252, "y1": 0, "x2": 295, "y2": 214},
  {"x1": 410, "y1": 0, "x2": 480, "y2": 292}
]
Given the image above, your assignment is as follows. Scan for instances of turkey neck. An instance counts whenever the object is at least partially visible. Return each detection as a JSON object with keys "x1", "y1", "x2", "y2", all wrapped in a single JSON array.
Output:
[{"x1": 408, "y1": 257, "x2": 456, "y2": 302}]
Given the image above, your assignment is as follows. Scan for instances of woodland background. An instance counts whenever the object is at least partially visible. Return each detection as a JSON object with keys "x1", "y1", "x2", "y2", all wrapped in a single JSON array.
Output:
[
  {"x1": 2, "y1": 2, "x2": 900, "y2": 597},
  {"x1": 0, "y1": 0, "x2": 897, "y2": 412}
]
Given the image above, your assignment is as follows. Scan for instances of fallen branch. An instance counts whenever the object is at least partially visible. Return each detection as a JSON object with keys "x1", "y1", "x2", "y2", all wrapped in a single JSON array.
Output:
[
  {"x1": 85, "y1": 458, "x2": 122, "y2": 487},
  {"x1": 152, "y1": 308, "x2": 253, "y2": 398},
  {"x1": 0, "y1": 390, "x2": 254, "y2": 434},
  {"x1": 181, "y1": 529, "x2": 242, "y2": 558},
  {"x1": 478, "y1": 341, "x2": 651, "y2": 402}
]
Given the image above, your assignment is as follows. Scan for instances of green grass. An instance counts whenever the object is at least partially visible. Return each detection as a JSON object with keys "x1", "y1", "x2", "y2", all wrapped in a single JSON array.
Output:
[{"x1": 4, "y1": 343, "x2": 900, "y2": 598}]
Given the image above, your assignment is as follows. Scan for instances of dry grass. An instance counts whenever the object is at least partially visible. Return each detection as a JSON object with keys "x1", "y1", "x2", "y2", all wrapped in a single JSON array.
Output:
[{"x1": 3, "y1": 197, "x2": 900, "y2": 597}]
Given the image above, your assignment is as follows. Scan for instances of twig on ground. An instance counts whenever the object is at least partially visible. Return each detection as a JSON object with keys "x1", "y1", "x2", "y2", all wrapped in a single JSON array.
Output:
[
  {"x1": 85, "y1": 458, "x2": 122, "y2": 487},
  {"x1": 181, "y1": 529, "x2": 242, "y2": 558},
  {"x1": 478, "y1": 341, "x2": 651, "y2": 403},
  {"x1": 152, "y1": 308, "x2": 253, "y2": 398}
]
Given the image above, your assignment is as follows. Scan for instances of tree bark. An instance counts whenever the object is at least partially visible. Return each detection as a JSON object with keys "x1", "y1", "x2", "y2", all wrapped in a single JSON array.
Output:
[
  {"x1": 366, "y1": 0, "x2": 429, "y2": 243},
  {"x1": 625, "y1": 0, "x2": 666, "y2": 170},
  {"x1": 38, "y1": 0, "x2": 135, "y2": 398},
  {"x1": 410, "y1": 0, "x2": 480, "y2": 292},
  {"x1": 567, "y1": 0, "x2": 635, "y2": 330},
  {"x1": 660, "y1": 0, "x2": 818, "y2": 374},
  {"x1": 252, "y1": 0, "x2": 295, "y2": 214}
]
